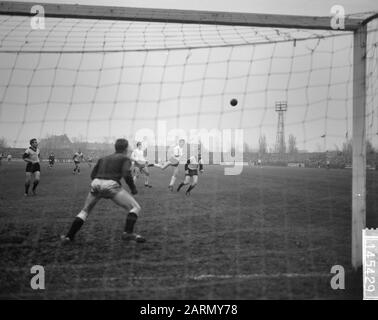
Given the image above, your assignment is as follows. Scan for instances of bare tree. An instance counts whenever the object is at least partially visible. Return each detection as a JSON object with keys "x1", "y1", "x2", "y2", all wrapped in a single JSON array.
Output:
[
  {"x1": 258, "y1": 135, "x2": 267, "y2": 155},
  {"x1": 243, "y1": 142, "x2": 250, "y2": 153},
  {"x1": 367, "y1": 140, "x2": 375, "y2": 154},
  {"x1": 288, "y1": 134, "x2": 298, "y2": 154},
  {"x1": 341, "y1": 138, "x2": 376, "y2": 162},
  {"x1": 0, "y1": 137, "x2": 8, "y2": 149}
]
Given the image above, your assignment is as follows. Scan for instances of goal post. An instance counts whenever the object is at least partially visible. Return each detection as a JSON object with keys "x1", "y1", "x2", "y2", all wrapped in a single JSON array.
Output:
[
  {"x1": 352, "y1": 24, "x2": 367, "y2": 270},
  {"x1": 0, "y1": 1, "x2": 376, "y2": 270}
]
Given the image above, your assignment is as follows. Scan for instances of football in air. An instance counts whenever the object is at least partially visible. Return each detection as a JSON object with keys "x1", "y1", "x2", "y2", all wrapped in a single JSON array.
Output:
[{"x1": 230, "y1": 98, "x2": 238, "y2": 107}]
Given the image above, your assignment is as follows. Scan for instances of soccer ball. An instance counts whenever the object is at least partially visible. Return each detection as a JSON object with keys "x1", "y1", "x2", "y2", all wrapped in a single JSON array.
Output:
[{"x1": 230, "y1": 98, "x2": 238, "y2": 106}]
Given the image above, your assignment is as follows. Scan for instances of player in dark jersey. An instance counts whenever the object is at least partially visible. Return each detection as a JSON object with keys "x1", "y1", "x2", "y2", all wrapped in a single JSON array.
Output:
[
  {"x1": 23, "y1": 138, "x2": 41, "y2": 196},
  {"x1": 48, "y1": 153, "x2": 55, "y2": 168},
  {"x1": 61, "y1": 138, "x2": 145, "y2": 243},
  {"x1": 177, "y1": 155, "x2": 204, "y2": 195}
]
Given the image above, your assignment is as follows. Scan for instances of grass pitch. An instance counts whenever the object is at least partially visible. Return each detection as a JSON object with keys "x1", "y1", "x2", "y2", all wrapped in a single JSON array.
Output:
[{"x1": 1, "y1": 161, "x2": 377, "y2": 299}]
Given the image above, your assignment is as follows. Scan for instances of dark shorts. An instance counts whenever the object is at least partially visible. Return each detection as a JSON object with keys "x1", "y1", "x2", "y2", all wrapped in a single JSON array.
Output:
[
  {"x1": 185, "y1": 169, "x2": 198, "y2": 177},
  {"x1": 74, "y1": 160, "x2": 80, "y2": 165},
  {"x1": 26, "y1": 162, "x2": 40, "y2": 173}
]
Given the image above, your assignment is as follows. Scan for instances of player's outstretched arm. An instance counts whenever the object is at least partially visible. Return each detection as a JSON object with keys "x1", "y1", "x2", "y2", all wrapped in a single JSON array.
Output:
[
  {"x1": 125, "y1": 173, "x2": 138, "y2": 195},
  {"x1": 122, "y1": 158, "x2": 137, "y2": 195}
]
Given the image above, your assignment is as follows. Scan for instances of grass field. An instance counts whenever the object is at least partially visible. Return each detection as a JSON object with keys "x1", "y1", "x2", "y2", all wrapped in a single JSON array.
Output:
[{"x1": 0, "y1": 161, "x2": 377, "y2": 299}]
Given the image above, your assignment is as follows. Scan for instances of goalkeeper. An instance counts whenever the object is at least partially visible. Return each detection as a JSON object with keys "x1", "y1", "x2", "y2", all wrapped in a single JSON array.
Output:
[{"x1": 61, "y1": 138, "x2": 145, "y2": 243}]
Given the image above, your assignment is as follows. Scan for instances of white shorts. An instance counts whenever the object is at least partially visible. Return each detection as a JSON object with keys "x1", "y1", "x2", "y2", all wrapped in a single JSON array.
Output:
[
  {"x1": 90, "y1": 178, "x2": 122, "y2": 199},
  {"x1": 134, "y1": 160, "x2": 147, "y2": 169}
]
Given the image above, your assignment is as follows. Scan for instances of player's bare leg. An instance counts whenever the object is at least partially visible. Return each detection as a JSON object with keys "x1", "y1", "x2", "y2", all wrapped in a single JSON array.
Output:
[
  {"x1": 168, "y1": 166, "x2": 179, "y2": 191},
  {"x1": 111, "y1": 189, "x2": 145, "y2": 242},
  {"x1": 153, "y1": 161, "x2": 172, "y2": 170},
  {"x1": 62, "y1": 193, "x2": 100, "y2": 242},
  {"x1": 186, "y1": 175, "x2": 198, "y2": 195},
  {"x1": 177, "y1": 175, "x2": 190, "y2": 192},
  {"x1": 132, "y1": 167, "x2": 139, "y2": 182},
  {"x1": 141, "y1": 167, "x2": 152, "y2": 188},
  {"x1": 31, "y1": 171, "x2": 40, "y2": 196},
  {"x1": 24, "y1": 172, "x2": 32, "y2": 196}
]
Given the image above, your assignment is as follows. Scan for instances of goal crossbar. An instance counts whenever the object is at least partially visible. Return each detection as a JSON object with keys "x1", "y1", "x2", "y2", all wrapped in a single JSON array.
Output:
[{"x1": 0, "y1": 0, "x2": 372, "y2": 31}]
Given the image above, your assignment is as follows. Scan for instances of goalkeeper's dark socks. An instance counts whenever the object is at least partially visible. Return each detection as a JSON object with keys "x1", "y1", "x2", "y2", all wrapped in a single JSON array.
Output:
[
  {"x1": 32, "y1": 180, "x2": 39, "y2": 192},
  {"x1": 124, "y1": 212, "x2": 138, "y2": 233},
  {"x1": 25, "y1": 182, "x2": 30, "y2": 194},
  {"x1": 186, "y1": 185, "x2": 196, "y2": 193},
  {"x1": 66, "y1": 217, "x2": 84, "y2": 240}
]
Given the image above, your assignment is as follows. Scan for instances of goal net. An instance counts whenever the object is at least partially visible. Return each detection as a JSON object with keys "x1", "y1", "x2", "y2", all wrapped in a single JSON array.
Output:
[
  {"x1": 0, "y1": 4, "x2": 378, "y2": 299},
  {"x1": 0, "y1": 13, "x2": 376, "y2": 158}
]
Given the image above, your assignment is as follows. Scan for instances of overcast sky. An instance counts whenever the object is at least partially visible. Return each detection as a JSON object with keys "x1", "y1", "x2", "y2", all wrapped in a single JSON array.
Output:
[{"x1": 0, "y1": 0, "x2": 377, "y2": 151}]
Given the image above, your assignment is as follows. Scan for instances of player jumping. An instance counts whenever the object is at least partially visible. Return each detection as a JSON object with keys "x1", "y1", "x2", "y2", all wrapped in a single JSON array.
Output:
[
  {"x1": 23, "y1": 138, "x2": 41, "y2": 196},
  {"x1": 61, "y1": 138, "x2": 145, "y2": 243},
  {"x1": 72, "y1": 150, "x2": 84, "y2": 174},
  {"x1": 131, "y1": 141, "x2": 153, "y2": 188},
  {"x1": 153, "y1": 139, "x2": 185, "y2": 191},
  {"x1": 177, "y1": 155, "x2": 204, "y2": 195}
]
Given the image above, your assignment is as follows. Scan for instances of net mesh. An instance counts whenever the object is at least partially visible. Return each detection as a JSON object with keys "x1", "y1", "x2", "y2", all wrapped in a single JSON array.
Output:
[
  {"x1": 0, "y1": 11, "x2": 378, "y2": 299},
  {"x1": 1, "y1": 15, "x2": 377, "y2": 152}
]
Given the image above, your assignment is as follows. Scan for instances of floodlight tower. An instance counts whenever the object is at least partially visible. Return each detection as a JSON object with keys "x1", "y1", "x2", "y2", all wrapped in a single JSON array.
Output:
[{"x1": 275, "y1": 101, "x2": 288, "y2": 154}]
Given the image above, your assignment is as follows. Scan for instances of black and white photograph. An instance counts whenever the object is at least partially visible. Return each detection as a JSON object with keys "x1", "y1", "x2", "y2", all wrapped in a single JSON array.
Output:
[{"x1": 0, "y1": 0, "x2": 378, "y2": 302}]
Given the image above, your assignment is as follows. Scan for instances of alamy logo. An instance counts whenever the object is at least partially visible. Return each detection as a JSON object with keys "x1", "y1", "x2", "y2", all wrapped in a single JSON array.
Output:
[
  {"x1": 30, "y1": 265, "x2": 45, "y2": 290},
  {"x1": 30, "y1": 5, "x2": 45, "y2": 30},
  {"x1": 330, "y1": 5, "x2": 345, "y2": 30},
  {"x1": 330, "y1": 265, "x2": 345, "y2": 290}
]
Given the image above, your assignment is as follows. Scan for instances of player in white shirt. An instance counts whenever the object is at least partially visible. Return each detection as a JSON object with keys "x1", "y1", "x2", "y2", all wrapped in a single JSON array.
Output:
[
  {"x1": 153, "y1": 139, "x2": 185, "y2": 191},
  {"x1": 131, "y1": 142, "x2": 152, "y2": 188},
  {"x1": 72, "y1": 150, "x2": 84, "y2": 174},
  {"x1": 22, "y1": 138, "x2": 41, "y2": 196}
]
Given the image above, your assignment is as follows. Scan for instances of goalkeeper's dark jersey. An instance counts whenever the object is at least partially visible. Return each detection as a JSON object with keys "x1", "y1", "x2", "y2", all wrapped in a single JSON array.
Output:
[{"x1": 90, "y1": 153, "x2": 133, "y2": 184}]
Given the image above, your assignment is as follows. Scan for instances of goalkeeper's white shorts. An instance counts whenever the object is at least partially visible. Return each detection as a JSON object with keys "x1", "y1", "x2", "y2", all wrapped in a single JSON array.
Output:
[{"x1": 90, "y1": 178, "x2": 122, "y2": 199}]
